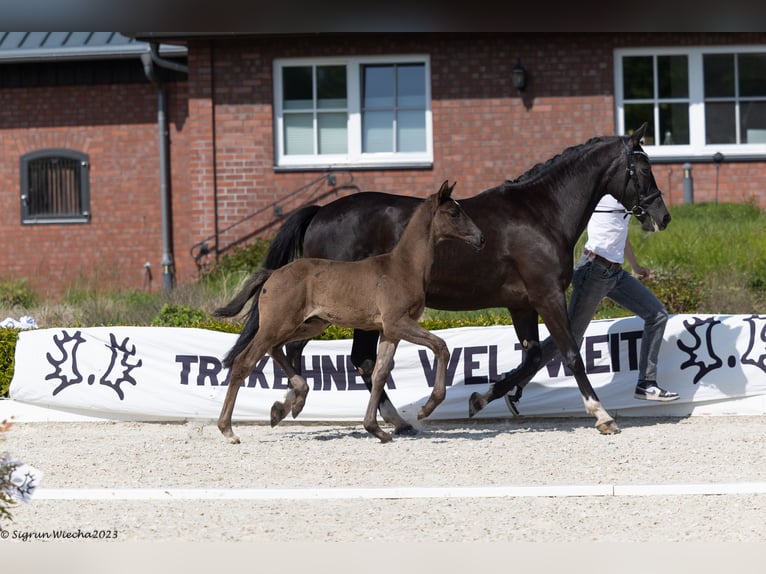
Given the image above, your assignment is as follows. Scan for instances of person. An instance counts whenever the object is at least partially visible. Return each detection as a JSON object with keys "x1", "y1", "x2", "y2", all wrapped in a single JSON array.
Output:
[{"x1": 510, "y1": 193, "x2": 678, "y2": 405}]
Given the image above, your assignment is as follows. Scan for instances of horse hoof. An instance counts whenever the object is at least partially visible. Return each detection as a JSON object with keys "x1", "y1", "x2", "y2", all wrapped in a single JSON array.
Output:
[
  {"x1": 417, "y1": 406, "x2": 430, "y2": 420},
  {"x1": 227, "y1": 434, "x2": 241, "y2": 445},
  {"x1": 270, "y1": 401, "x2": 288, "y2": 427},
  {"x1": 378, "y1": 432, "x2": 393, "y2": 444},
  {"x1": 596, "y1": 420, "x2": 621, "y2": 435},
  {"x1": 394, "y1": 423, "x2": 418, "y2": 436},
  {"x1": 468, "y1": 392, "x2": 487, "y2": 417},
  {"x1": 291, "y1": 396, "x2": 306, "y2": 419}
]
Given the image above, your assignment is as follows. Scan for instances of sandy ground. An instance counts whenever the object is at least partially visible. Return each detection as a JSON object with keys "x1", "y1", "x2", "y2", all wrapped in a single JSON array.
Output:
[{"x1": 1, "y1": 415, "x2": 765, "y2": 545}]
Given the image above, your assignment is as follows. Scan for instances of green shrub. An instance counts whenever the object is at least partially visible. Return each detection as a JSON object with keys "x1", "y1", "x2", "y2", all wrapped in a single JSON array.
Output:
[
  {"x1": 205, "y1": 240, "x2": 271, "y2": 277},
  {"x1": 0, "y1": 330, "x2": 18, "y2": 398},
  {"x1": 0, "y1": 279, "x2": 37, "y2": 308},
  {"x1": 644, "y1": 265, "x2": 704, "y2": 314},
  {"x1": 151, "y1": 304, "x2": 241, "y2": 334}
]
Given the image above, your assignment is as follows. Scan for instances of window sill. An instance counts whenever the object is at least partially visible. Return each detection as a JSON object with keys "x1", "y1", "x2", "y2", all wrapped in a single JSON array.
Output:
[
  {"x1": 274, "y1": 162, "x2": 433, "y2": 172},
  {"x1": 22, "y1": 216, "x2": 90, "y2": 225},
  {"x1": 648, "y1": 153, "x2": 766, "y2": 164}
]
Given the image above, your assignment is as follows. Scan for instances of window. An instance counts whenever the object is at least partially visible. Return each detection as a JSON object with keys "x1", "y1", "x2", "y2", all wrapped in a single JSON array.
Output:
[
  {"x1": 274, "y1": 56, "x2": 432, "y2": 168},
  {"x1": 20, "y1": 149, "x2": 90, "y2": 224},
  {"x1": 615, "y1": 47, "x2": 766, "y2": 158}
]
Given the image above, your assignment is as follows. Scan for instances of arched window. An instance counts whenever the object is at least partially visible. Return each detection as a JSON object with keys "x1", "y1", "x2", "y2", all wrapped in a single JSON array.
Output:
[{"x1": 20, "y1": 149, "x2": 90, "y2": 224}]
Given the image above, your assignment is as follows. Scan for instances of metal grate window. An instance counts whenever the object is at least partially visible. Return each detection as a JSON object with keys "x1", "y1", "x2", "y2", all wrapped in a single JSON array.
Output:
[{"x1": 20, "y1": 149, "x2": 90, "y2": 224}]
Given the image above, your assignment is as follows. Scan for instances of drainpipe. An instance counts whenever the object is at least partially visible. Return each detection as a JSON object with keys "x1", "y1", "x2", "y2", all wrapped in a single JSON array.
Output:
[{"x1": 140, "y1": 43, "x2": 188, "y2": 292}]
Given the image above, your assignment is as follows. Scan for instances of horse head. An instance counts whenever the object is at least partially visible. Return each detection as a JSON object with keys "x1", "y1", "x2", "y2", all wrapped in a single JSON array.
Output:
[
  {"x1": 619, "y1": 123, "x2": 672, "y2": 232},
  {"x1": 432, "y1": 180, "x2": 485, "y2": 250}
]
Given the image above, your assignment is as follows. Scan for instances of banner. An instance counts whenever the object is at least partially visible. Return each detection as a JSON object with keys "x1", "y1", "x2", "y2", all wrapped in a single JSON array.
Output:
[{"x1": 8, "y1": 314, "x2": 766, "y2": 422}]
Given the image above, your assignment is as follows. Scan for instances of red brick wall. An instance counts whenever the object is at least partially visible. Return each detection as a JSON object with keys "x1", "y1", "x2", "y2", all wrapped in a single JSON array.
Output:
[
  {"x1": 2, "y1": 33, "x2": 765, "y2": 298},
  {"x1": 0, "y1": 80, "x2": 190, "y2": 299}
]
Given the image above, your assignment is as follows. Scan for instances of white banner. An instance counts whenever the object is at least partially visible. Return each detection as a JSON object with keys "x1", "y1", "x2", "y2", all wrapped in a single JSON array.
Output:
[{"x1": 8, "y1": 314, "x2": 766, "y2": 422}]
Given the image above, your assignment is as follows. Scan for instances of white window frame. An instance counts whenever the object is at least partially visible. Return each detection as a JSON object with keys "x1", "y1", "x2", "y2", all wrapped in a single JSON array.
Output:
[
  {"x1": 273, "y1": 55, "x2": 433, "y2": 169},
  {"x1": 615, "y1": 45, "x2": 766, "y2": 159}
]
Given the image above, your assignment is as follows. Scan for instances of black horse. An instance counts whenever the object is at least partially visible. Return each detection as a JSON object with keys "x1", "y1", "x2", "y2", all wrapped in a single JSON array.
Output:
[{"x1": 219, "y1": 124, "x2": 670, "y2": 435}]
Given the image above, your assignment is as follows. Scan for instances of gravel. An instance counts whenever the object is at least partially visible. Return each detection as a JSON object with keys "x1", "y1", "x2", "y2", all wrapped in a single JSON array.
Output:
[{"x1": 2, "y1": 415, "x2": 765, "y2": 542}]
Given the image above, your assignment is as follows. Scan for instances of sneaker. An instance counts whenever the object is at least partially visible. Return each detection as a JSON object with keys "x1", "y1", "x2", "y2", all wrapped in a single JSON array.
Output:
[{"x1": 634, "y1": 381, "x2": 679, "y2": 402}]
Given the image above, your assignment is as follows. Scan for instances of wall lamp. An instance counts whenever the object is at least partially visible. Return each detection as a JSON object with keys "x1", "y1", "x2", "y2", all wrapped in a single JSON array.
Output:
[{"x1": 512, "y1": 59, "x2": 527, "y2": 92}]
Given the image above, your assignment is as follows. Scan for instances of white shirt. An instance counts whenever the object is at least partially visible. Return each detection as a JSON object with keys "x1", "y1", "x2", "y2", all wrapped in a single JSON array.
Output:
[{"x1": 583, "y1": 194, "x2": 630, "y2": 264}]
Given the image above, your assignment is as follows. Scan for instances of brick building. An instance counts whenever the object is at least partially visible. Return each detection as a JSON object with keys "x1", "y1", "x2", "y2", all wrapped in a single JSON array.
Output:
[{"x1": 2, "y1": 32, "x2": 765, "y2": 298}]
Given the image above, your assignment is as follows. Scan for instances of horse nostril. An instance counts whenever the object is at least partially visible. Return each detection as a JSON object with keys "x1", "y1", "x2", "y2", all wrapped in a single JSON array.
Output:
[{"x1": 663, "y1": 214, "x2": 672, "y2": 227}]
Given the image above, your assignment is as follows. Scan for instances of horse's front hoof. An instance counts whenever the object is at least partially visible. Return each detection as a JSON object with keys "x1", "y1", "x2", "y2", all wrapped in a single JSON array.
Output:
[
  {"x1": 291, "y1": 396, "x2": 306, "y2": 419},
  {"x1": 596, "y1": 420, "x2": 621, "y2": 435},
  {"x1": 270, "y1": 401, "x2": 289, "y2": 427},
  {"x1": 394, "y1": 423, "x2": 418, "y2": 436},
  {"x1": 417, "y1": 406, "x2": 430, "y2": 420},
  {"x1": 468, "y1": 392, "x2": 487, "y2": 417}
]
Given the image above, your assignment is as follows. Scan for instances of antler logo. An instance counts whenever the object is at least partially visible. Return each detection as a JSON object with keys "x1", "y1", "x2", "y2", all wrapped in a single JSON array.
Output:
[
  {"x1": 741, "y1": 315, "x2": 766, "y2": 374},
  {"x1": 45, "y1": 330, "x2": 143, "y2": 400},
  {"x1": 677, "y1": 316, "x2": 723, "y2": 384}
]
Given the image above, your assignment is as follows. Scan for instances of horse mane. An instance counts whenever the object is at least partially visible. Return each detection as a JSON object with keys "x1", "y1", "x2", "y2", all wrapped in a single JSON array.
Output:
[{"x1": 501, "y1": 135, "x2": 615, "y2": 190}]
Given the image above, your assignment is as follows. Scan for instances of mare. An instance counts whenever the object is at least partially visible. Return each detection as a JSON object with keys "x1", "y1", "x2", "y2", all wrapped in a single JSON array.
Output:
[
  {"x1": 215, "y1": 181, "x2": 485, "y2": 444},
  {"x1": 230, "y1": 124, "x2": 671, "y2": 436}
]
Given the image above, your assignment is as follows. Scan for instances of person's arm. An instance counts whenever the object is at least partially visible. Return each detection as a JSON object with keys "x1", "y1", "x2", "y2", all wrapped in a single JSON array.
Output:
[{"x1": 624, "y1": 238, "x2": 650, "y2": 280}]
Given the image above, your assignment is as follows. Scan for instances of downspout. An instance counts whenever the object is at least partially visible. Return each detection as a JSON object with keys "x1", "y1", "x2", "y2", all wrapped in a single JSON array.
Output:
[{"x1": 140, "y1": 42, "x2": 188, "y2": 292}]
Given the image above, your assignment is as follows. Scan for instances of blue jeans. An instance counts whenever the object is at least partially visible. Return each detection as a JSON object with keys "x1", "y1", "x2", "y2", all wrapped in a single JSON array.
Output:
[{"x1": 534, "y1": 254, "x2": 669, "y2": 382}]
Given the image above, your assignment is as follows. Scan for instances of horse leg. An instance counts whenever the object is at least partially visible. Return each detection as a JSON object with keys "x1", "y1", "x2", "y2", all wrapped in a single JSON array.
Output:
[
  {"x1": 268, "y1": 345, "x2": 310, "y2": 426},
  {"x1": 469, "y1": 308, "x2": 543, "y2": 416},
  {"x1": 270, "y1": 320, "x2": 331, "y2": 424},
  {"x1": 385, "y1": 321, "x2": 450, "y2": 419},
  {"x1": 540, "y1": 306, "x2": 619, "y2": 435},
  {"x1": 352, "y1": 329, "x2": 416, "y2": 435},
  {"x1": 363, "y1": 336, "x2": 399, "y2": 443},
  {"x1": 217, "y1": 338, "x2": 271, "y2": 444},
  {"x1": 285, "y1": 339, "x2": 309, "y2": 376}
]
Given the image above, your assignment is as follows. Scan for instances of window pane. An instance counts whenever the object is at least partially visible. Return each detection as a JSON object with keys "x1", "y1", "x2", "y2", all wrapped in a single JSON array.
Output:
[
  {"x1": 363, "y1": 65, "x2": 394, "y2": 108},
  {"x1": 738, "y1": 53, "x2": 766, "y2": 98},
  {"x1": 658, "y1": 55, "x2": 688, "y2": 98},
  {"x1": 659, "y1": 103, "x2": 689, "y2": 145},
  {"x1": 624, "y1": 103, "x2": 655, "y2": 145},
  {"x1": 363, "y1": 110, "x2": 393, "y2": 152},
  {"x1": 317, "y1": 65, "x2": 347, "y2": 109},
  {"x1": 397, "y1": 64, "x2": 425, "y2": 107},
  {"x1": 284, "y1": 113, "x2": 313, "y2": 154},
  {"x1": 283, "y1": 66, "x2": 313, "y2": 110},
  {"x1": 317, "y1": 112, "x2": 348, "y2": 154},
  {"x1": 741, "y1": 101, "x2": 766, "y2": 143},
  {"x1": 705, "y1": 102, "x2": 736, "y2": 144},
  {"x1": 623, "y1": 56, "x2": 653, "y2": 99},
  {"x1": 704, "y1": 54, "x2": 735, "y2": 98},
  {"x1": 397, "y1": 110, "x2": 426, "y2": 152}
]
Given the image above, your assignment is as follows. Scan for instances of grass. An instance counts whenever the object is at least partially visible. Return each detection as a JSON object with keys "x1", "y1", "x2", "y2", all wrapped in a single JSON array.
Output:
[{"x1": 0, "y1": 201, "x2": 763, "y2": 329}]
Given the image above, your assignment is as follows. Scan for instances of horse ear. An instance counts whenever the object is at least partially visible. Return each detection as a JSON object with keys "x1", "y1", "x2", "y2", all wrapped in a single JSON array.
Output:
[
  {"x1": 629, "y1": 123, "x2": 647, "y2": 147},
  {"x1": 437, "y1": 180, "x2": 456, "y2": 203}
]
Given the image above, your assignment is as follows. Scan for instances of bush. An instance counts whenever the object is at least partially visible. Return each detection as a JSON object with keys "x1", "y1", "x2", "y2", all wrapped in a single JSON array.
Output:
[
  {"x1": 0, "y1": 330, "x2": 18, "y2": 398},
  {"x1": 0, "y1": 279, "x2": 36, "y2": 308},
  {"x1": 151, "y1": 304, "x2": 241, "y2": 334},
  {"x1": 644, "y1": 265, "x2": 704, "y2": 314},
  {"x1": 204, "y1": 240, "x2": 271, "y2": 278}
]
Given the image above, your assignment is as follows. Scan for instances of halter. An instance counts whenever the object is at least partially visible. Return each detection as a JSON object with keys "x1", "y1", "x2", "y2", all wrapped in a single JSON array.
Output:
[{"x1": 594, "y1": 137, "x2": 659, "y2": 219}]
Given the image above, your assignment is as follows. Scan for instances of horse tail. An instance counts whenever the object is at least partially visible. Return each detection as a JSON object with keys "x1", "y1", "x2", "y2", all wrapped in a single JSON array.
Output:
[
  {"x1": 216, "y1": 268, "x2": 273, "y2": 368},
  {"x1": 263, "y1": 204, "x2": 321, "y2": 269}
]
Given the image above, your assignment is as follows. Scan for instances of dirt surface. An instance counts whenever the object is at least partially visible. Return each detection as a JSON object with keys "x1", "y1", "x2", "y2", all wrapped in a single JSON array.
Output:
[{"x1": 2, "y1": 415, "x2": 765, "y2": 543}]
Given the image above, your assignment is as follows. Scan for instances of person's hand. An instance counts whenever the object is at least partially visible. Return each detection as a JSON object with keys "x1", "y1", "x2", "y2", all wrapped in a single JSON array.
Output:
[{"x1": 633, "y1": 265, "x2": 651, "y2": 280}]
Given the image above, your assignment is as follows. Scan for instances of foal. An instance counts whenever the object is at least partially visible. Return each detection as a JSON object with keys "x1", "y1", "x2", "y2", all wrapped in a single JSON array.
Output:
[{"x1": 216, "y1": 181, "x2": 485, "y2": 443}]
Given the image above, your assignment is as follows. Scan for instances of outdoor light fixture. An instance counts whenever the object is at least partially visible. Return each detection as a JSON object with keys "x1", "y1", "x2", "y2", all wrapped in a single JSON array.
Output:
[{"x1": 511, "y1": 59, "x2": 527, "y2": 92}]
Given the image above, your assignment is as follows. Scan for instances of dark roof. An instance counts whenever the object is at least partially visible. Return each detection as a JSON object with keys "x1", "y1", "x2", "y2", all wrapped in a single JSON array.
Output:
[{"x1": 0, "y1": 32, "x2": 186, "y2": 62}]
